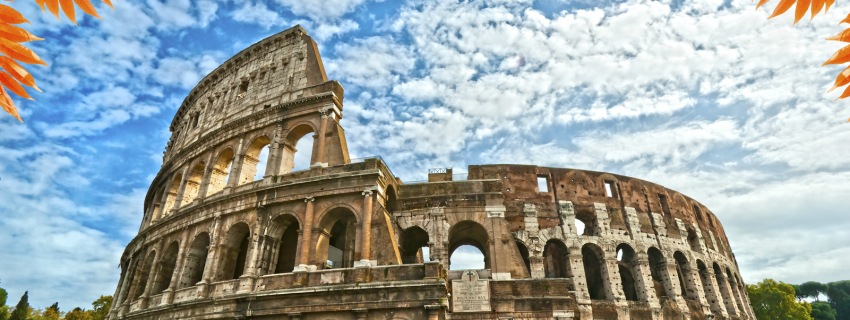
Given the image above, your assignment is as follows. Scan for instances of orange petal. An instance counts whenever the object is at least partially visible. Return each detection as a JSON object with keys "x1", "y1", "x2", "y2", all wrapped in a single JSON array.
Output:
[
  {"x1": 826, "y1": 28, "x2": 850, "y2": 42},
  {"x1": 46, "y1": 0, "x2": 60, "y2": 20},
  {"x1": 60, "y1": 0, "x2": 76, "y2": 24},
  {"x1": 0, "y1": 86, "x2": 22, "y2": 122},
  {"x1": 840, "y1": 13, "x2": 850, "y2": 24},
  {"x1": 73, "y1": 0, "x2": 100, "y2": 18},
  {"x1": 837, "y1": 82, "x2": 850, "y2": 99},
  {"x1": 0, "y1": 23, "x2": 44, "y2": 42},
  {"x1": 0, "y1": 56, "x2": 39, "y2": 90},
  {"x1": 0, "y1": 71, "x2": 31, "y2": 99},
  {"x1": 0, "y1": 4, "x2": 29, "y2": 24},
  {"x1": 828, "y1": 65, "x2": 850, "y2": 91},
  {"x1": 769, "y1": 0, "x2": 796, "y2": 19},
  {"x1": 101, "y1": 0, "x2": 112, "y2": 9},
  {"x1": 0, "y1": 37, "x2": 47, "y2": 65},
  {"x1": 756, "y1": 0, "x2": 771, "y2": 10},
  {"x1": 35, "y1": 0, "x2": 47, "y2": 11},
  {"x1": 811, "y1": 0, "x2": 825, "y2": 18},
  {"x1": 826, "y1": 0, "x2": 835, "y2": 11},
  {"x1": 794, "y1": 0, "x2": 810, "y2": 25}
]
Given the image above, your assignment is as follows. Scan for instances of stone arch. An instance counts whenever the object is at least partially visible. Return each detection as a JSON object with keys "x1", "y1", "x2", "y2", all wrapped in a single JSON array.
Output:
[
  {"x1": 581, "y1": 243, "x2": 608, "y2": 300},
  {"x1": 574, "y1": 208, "x2": 597, "y2": 236},
  {"x1": 686, "y1": 226, "x2": 702, "y2": 252},
  {"x1": 217, "y1": 222, "x2": 251, "y2": 280},
  {"x1": 616, "y1": 243, "x2": 639, "y2": 301},
  {"x1": 179, "y1": 232, "x2": 210, "y2": 288},
  {"x1": 239, "y1": 134, "x2": 272, "y2": 185},
  {"x1": 399, "y1": 226, "x2": 429, "y2": 264},
  {"x1": 515, "y1": 241, "x2": 531, "y2": 276},
  {"x1": 281, "y1": 122, "x2": 317, "y2": 173},
  {"x1": 130, "y1": 249, "x2": 157, "y2": 300},
  {"x1": 149, "y1": 188, "x2": 164, "y2": 223},
  {"x1": 268, "y1": 214, "x2": 300, "y2": 274},
  {"x1": 714, "y1": 262, "x2": 735, "y2": 315},
  {"x1": 543, "y1": 239, "x2": 569, "y2": 278},
  {"x1": 162, "y1": 173, "x2": 182, "y2": 215},
  {"x1": 153, "y1": 241, "x2": 179, "y2": 294},
  {"x1": 315, "y1": 207, "x2": 358, "y2": 269},
  {"x1": 648, "y1": 247, "x2": 673, "y2": 299},
  {"x1": 697, "y1": 259, "x2": 723, "y2": 314},
  {"x1": 385, "y1": 185, "x2": 399, "y2": 213},
  {"x1": 448, "y1": 220, "x2": 490, "y2": 270},
  {"x1": 207, "y1": 148, "x2": 235, "y2": 195},
  {"x1": 674, "y1": 251, "x2": 698, "y2": 300},
  {"x1": 181, "y1": 161, "x2": 205, "y2": 206},
  {"x1": 727, "y1": 267, "x2": 747, "y2": 314}
]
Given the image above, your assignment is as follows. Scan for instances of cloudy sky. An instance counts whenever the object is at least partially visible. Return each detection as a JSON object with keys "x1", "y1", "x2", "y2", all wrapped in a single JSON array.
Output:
[{"x1": 0, "y1": 0, "x2": 848, "y2": 310}]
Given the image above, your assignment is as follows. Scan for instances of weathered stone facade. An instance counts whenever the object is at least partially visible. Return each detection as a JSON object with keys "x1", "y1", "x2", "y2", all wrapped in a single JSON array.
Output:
[{"x1": 108, "y1": 26, "x2": 755, "y2": 320}]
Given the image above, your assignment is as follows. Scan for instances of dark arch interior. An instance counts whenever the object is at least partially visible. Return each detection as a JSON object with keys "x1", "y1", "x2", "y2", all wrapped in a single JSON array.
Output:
[
  {"x1": 180, "y1": 233, "x2": 210, "y2": 288},
  {"x1": 318, "y1": 208, "x2": 357, "y2": 269},
  {"x1": 674, "y1": 251, "x2": 695, "y2": 300},
  {"x1": 515, "y1": 241, "x2": 531, "y2": 276},
  {"x1": 616, "y1": 244, "x2": 638, "y2": 301},
  {"x1": 400, "y1": 226, "x2": 429, "y2": 264},
  {"x1": 271, "y1": 215, "x2": 300, "y2": 274},
  {"x1": 648, "y1": 247, "x2": 669, "y2": 299},
  {"x1": 543, "y1": 240, "x2": 569, "y2": 278},
  {"x1": 220, "y1": 223, "x2": 250, "y2": 280},
  {"x1": 582, "y1": 244, "x2": 606, "y2": 300},
  {"x1": 154, "y1": 242, "x2": 180, "y2": 294}
]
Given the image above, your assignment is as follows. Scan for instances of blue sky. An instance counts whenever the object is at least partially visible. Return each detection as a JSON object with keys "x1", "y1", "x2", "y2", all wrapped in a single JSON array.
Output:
[{"x1": 1, "y1": 0, "x2": 849, "y2": 310}]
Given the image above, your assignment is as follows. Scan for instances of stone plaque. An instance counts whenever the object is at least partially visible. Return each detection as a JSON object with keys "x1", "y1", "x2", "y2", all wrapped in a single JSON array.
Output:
[{"x1": 452, "y1": 270, "x2": 491, "y2": 312}]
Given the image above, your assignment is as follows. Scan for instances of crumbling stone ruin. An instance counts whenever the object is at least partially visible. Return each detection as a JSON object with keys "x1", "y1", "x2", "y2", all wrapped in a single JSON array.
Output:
[{"x1": 107, "y1": 26, "x2": 756, "y2": 320}]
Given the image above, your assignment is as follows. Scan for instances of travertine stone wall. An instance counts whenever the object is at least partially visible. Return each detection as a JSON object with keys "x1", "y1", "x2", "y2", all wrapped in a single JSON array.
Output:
[{"x1": 108, "y1": 26, "x2": 754, "y2": 320}]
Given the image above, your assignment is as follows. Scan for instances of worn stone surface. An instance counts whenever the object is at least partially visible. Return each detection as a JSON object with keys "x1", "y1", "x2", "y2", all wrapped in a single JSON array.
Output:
[{"x1": 108, "y1": 26, "x2": 755, "y2": 320}]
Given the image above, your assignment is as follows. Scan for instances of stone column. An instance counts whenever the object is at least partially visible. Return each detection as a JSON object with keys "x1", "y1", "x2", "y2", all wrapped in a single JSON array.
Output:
[
  {"x1": 604, "y1": 257, "x2": 626, "y2": 301},
  {"x1": 139, "y1": 241, "x2": 165, "y2": 309},
  {"x1": 664, "y1": 259, "x2": 690, "y2": 315},
  {"x1": 569, "y1": 251, "x2": 593, "y2": 319},
  {"x1": 239, "y1": 218, "x2": 265, "y2": 293},
  {"x1": 700, "y1": 267, "x2": 728, "y2": 318},
  {"x1": 114, "y1": 258, "x2": 136, "y2": 316},
  {"x1": 195, "y1": 153, "x2": 214, "y2": 200},
  {"x1": 172, "y1": 166, "x2": 190, "y2": 210},
  {"x1": 226, "y1": 137, "x2": 246, "y2": 188},
  {"x1": 631, "y1": 253, "x2": 658, "y2": 305},
  {"x1": 312, "y1": 109, "x2": 330, "y2": 167},
  {"x1": 295, "y1": 197, "x2": 316, "y2": 271},
  {"x1": 264, "y1": 124, "x2": 284, "y2": 178},
  {"x1": 355, "y1": 190, "x2": 374, "y2": 267},
  {"x1": 197, "y1": 216, "x2": 222, "y2": 298},
  {"x1": 716, "y1": 270, "x2": 740, "y2": 317}
]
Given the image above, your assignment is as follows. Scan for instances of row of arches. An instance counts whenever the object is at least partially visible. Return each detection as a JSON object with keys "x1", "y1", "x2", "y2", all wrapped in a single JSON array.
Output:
[
  {"x1": 120, "y1": 206, "x2": 364, "y2": 308},
  {"x1": 150, "y1": 126, "x2": 317, "y2": 223}
]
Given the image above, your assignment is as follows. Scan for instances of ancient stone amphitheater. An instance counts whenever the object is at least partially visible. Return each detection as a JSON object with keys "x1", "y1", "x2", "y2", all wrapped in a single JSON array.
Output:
[{"x1": 107, "y1": 26, "x2": 755, "y2": 320}]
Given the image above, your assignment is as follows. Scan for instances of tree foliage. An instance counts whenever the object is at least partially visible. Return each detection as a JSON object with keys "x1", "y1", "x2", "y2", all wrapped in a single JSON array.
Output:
[
  {"x1": 9, "y1": 291, "x2": 29, "y2": 320},
  {"x1": 0, "y1": 0, "x2": 113, "y2": 122},
  {"x1": 812, "y1": 301, "x2": 838, "y2": 320},
  {"x1": 748, "y1": 279, "x2": 813, "y2": 320},
  {"x1": 801, "y1": 281, "x2": 830, "y2": 301},
  {"x1": 825, "y1": 280, "x2": 850, "y2": 320}
]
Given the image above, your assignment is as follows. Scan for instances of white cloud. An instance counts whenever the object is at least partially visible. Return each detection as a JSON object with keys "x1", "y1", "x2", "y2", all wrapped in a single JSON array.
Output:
[
  {"x1": 273, "y1": 0, "x2": 367, "y2": 21},
  {"x1": 232, "y1": 1, "x2": 284, "y2": 28}
]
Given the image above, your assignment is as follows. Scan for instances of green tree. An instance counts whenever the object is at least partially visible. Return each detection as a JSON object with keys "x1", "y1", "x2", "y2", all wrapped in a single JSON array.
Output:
[
  {"x1": 826, "y1": 281, "x2": 850, "y2": 320},
  {"x1": 0, "y1": 285, "x2": 9, "y2": 320},
  {"x1": 39, "y1": 302, "x2": 60, "y2": 320},
  {"x1": 89, "y1": 296, "x2": 110, "y2": 320},
  {"x1": 9, "y1": 291, "x2": 29, "y2": 320},
  {"x1": 801, "y1": 282, "x2": 830, "y2": 301},
  {"x1": 62, "y1": 308, "x2": 92, "y2": 320},
  {"x1": 812, "y1": 302, "x2": 837, "y2": 320},
  {"x1": 748, "y1": 279, "x2": 813, "y2": 320}
]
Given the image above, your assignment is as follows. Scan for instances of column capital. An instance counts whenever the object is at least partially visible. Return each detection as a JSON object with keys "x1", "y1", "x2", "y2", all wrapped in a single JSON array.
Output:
[
  {"x1": 305, "y1": 197, "x2": 315, "y2": 202},
  {"x1": 362, "y1": 190, "x2": 373, "y2": 196}
]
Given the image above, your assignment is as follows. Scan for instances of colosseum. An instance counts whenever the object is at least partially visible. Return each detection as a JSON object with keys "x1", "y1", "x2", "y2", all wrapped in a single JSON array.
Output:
[{"x1": 107, "y1": 26, "x2": 756, "y2": 320}]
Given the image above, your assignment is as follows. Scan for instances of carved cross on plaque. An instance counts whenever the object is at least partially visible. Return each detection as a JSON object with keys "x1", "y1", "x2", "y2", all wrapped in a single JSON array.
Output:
[{"x1": 466, "y1": 270, "x2": 475, "y2": 281}]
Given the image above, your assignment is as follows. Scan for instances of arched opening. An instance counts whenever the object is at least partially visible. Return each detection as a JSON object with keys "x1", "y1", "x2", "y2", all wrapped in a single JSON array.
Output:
[
  {"x1": 714, "y1": 262, "x2": 734, "y2": 314},
  {"x1": 616, "y1": 244, "x2": 639, "y2": 301},
  {"x1": 282, "y1": 124, "x2": 315, "y2": 174},
  {"x1": 162, "y1": 174, "x2": 182, "y2": 215},
  {"x1": 582, "y1": 243, "x2": 607, "y2": 300},
  {"x1": 516, "y1": 241, "x2": 531, "y2": 276},
  {"x1": 575, "y1": 209, "x2": 596, "y2": 236},
  {"x1": 150, "y1": 189, "x2": 164, "y2": 223},
  {"x1": 728, "y1": 268, "x2": 746, "y2": 312},
  {"x1": 543, "y1": 239, "x2": 569, "y2": 278},
  {"x1": 207, "y1": 148, "x2": 234, "y2": 195},
  {"x1": 686, "y1": 227, "x2": 702, "y2": 252},
  {"x1": 648, "y1": 247, "x2": 671, "y2": 300},
  {"x1": 316, "y1": 208, "x2": 357, "y2": 269},
  {"x1": 131, "y1": 250, "x2": 156, "y2": 300},
  {"x1": 179, "y1": 232, "x2": 209, "y2": 288},
  {"x1": 239, "y1": 136, "x2": 271, "y2": 185},
  {"x1": 674, "y1": 251, "x2": 697, "y2": 300},
  {"x1": 181, "y1": 161, "x2": 205, "y2": 205},
  {"x1": 218, "y1": 223, "x2": 251, "y2": 281},
  {"x1": 399, "y1": 226, "x2": 429, "y2": 264},
  {"x1": 269, "y1": 215, "x2": 300, "y2": 274},
  {"x1": 697, "y1": 260, "x2": 721, "y2": 312},
  {"x1": 448, "y1": 221, "x2": 490, "y2": 270},
  {"x1": 153, "y1": 242, "x2": 179, "y2": 294},
  {"x1": 385, "y1": 186, "x2": 399, "y2": 213}
]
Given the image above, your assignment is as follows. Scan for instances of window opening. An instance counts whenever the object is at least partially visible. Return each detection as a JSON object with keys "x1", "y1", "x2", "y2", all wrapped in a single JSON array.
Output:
[
  {"x1": 658, "y1": 194, "x2": 671, "y2": 216},
  {"x1": 450, "y1": 245, "x2": 485, "y2": 270},
  {"x1": 604, "y1": 180, "x2": 618, "y2": 198},
  {"x1": 537, "y1": 176, "x2": 549, "y2": 192}
]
